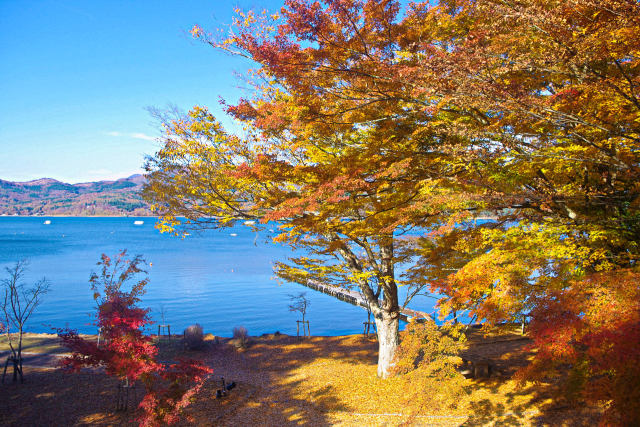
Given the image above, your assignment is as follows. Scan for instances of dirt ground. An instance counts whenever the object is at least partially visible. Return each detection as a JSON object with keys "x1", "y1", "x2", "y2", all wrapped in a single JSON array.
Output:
[{"x1": 0, "y1": 331, "x2": 601, "y2": 426}]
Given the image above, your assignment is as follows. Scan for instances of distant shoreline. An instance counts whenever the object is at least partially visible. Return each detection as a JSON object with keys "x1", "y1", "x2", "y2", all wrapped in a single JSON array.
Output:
[
  {"x1": 0, "y1": 174, "x2": 149, "y2": 218},
  {"x1": 0, "y1": 215, "x2": 157, "y2": 218},
  {"x1": 2, "y1": 215, "x2": 499, "y2": 220}
]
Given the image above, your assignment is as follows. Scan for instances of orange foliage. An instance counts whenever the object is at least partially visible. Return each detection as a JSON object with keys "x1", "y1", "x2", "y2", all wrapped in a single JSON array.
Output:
[
  {"x1": 145, "y1": 0, "x2": 640, "y2": 418},
  {"x1": 391, "y1": 319, "x2": 467, "y2": 415},
  {"x1": 519, "y1": 269, "x2": 640, "y2": 425}
]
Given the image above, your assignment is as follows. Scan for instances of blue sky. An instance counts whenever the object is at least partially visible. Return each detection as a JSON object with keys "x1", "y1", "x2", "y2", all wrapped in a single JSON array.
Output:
[{"x1": 0, "y1": 0, "x2": 283, "y2": 183}]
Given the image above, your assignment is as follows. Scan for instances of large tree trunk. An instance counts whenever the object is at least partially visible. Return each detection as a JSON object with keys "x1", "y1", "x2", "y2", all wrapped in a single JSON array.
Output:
[
  {"x1": 374, "y1": 311, "x2": 400, "y2": 378},
  {"x1": 335, "y1": 235, "x2": 401, "y2": 378}
]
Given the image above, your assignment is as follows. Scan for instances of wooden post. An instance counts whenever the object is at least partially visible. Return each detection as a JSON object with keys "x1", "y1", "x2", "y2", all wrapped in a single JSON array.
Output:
[
  {"x1": 116, "y1": 377, "x2": 136, "y2": 411},
  {"x1": 2, "y1": 356, "x2": 23, "y2": 384},
  {"x1": 158, "y1": 324, "x2": 171, "y2": 338},
  {"x1": 2, "y1": 357, "x2": 8, "y2": 383},
  {"x1": 296, "y1": 320, "x2": 311, "y2": 338},
  {"x1": 363, "y1": 321, "x2": 375, "y2": 337}
]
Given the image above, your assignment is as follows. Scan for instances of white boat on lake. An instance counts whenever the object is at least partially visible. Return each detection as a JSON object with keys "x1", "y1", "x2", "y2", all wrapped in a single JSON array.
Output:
[
  {"x1": 133, "y1": 220, "x2": 144, "y2": 225},
  {"x1": 43, "y1": 220, "x2": 51, "y2": 225}
]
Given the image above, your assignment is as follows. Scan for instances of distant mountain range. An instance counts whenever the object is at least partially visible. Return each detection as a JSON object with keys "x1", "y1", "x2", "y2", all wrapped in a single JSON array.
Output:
[{"x1": 0, "y1": 175, "x2": 152, "y2": 216}]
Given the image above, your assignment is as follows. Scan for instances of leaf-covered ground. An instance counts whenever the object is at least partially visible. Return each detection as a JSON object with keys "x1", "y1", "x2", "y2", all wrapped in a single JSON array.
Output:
[
  {"x1": 0, "y1": 332, "x2": 96, "y2": 354},
  {"x1": 1, "y1": 331, "x2": 601, "y2": 426}
]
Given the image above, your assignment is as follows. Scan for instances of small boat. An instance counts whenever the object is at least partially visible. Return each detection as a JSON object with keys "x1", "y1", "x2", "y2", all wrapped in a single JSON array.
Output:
[
  {"x1": 243, "y1": 220, "x2": 256, "y2": 226},
  {"x1": 230, "y1": 233, "x2": 238, "y2": 237},
  {"x1": 133, "y1": 220, "x2": 144, "y2": 225},
  {"x1": 43, "y1": 220, "x2": 51, "y2": 225}
]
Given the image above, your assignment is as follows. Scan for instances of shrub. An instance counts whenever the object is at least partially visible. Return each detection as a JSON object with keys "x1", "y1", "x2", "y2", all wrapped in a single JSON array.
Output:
[
  {"x1": 203, "y1": 333, "x2": 219, "y2": 345},
  {"x1": 392, "y1": 319, "x2": 467, "y2": 414},
  {"x1": 183, "y1": 324, "x2": 204, "y2": 350},
  {"x1": 232, "y1": 326, "x2": 249, "y2": 349}
]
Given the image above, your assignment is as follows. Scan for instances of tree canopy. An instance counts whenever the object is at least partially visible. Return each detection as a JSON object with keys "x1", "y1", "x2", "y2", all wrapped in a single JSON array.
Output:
[{"x1": 144, "y1": 0, "x2": 640, "y2": 418}]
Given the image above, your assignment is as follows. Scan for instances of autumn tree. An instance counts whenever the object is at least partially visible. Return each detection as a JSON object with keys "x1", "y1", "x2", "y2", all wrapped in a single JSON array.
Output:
[
  {"x1": 144, "y1": 0, "x2": 493, "y2": 379},
  {"x1": 517, "y1": 269, "x2": 640, "y2": 425},
  {"x1": 374, "y1": 0, "x2": 640, "y2": 418},
  {"x1": 436, "y1": 1, "x2": 640, "y2": 420},
  {"x1": 144, "y1": 106, "x2": 460, "y2": 377},
  {"x1": 196, "y1": 0, "x2": 640, "y2": 322},
  {"x1": 58, "y1": 251, "x2": 211, "y2": 425},
  {"x1": 146, "y1": 1, "x2": 640, "y2": 410},
  {"x1": 308, "y1": 0, "x2": 639, "y2": 325}
]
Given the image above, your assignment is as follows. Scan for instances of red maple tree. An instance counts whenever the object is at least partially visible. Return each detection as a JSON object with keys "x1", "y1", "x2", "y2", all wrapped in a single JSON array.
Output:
[{"x1": 57, "y1": 251, "x2": 211, "y2": 426}]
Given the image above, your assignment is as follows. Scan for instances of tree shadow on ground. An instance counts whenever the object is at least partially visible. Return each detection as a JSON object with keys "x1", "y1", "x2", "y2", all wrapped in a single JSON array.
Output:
[
  {"x1": 1, "y1": 368, "x2": 134, "y2": 426},
  {"x1": 181, "y1": 334, "x2": 378, "y2": 426},
  {"x1": 461, "y1": 379, "x2": 603, "y2": 426},
  {"x1": 459, "y1": 333, "x2": 602, "y2": 426},
  {"x1": 0, "y1": 332, "x2": 603, "y2": 426},
  {"x1": 0, "y1": 334, "x2": 376, "y2": 426}
]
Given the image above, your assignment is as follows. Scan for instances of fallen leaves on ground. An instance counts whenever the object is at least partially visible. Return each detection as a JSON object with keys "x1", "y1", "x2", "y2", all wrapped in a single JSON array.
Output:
[{"x1": 1, "y1": 331, "x2": 602, "y2": 426}]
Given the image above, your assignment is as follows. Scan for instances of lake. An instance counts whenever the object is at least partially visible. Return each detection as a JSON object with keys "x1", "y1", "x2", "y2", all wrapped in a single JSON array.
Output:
[{"x1": 0, "y1": 217, "x2": 442, "y2": 336}]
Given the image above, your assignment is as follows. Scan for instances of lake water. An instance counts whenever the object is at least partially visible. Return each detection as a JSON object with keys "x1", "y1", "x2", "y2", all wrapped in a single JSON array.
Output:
[{"x1": 0, "y1": 217, "x2": 442, "y2": 336}]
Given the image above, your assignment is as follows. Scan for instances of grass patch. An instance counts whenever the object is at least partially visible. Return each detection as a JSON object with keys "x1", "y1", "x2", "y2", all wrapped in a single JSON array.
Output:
[{"x1": 0, "y1": 333, "x2": 88, "y2": 354}]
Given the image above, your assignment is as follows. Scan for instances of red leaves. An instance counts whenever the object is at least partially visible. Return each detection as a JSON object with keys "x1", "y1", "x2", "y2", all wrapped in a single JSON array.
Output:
[
  {"x1": 57, "y1": 329, "x2": 106, "y2": 371},
  {"x1": 519, "y1": 269, "x2": 640, "y2": 425},
  {"x1": 550, "y1": 88, "x2": 581, "y2": 102},
  {"x1": 137, "y1": 358, "x2": 212, "y2": 427},
  {"x1": 58, "y1": 252, "x2": 212, "y2": 426},
  {"x1": 225, "y1": 98, "x2": 258, "y2": 121}
]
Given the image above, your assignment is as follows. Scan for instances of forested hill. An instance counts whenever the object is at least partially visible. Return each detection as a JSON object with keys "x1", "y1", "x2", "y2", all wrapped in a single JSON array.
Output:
[{"x1": 0, "y1": 174, "x2": 151, "y2": 216}]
